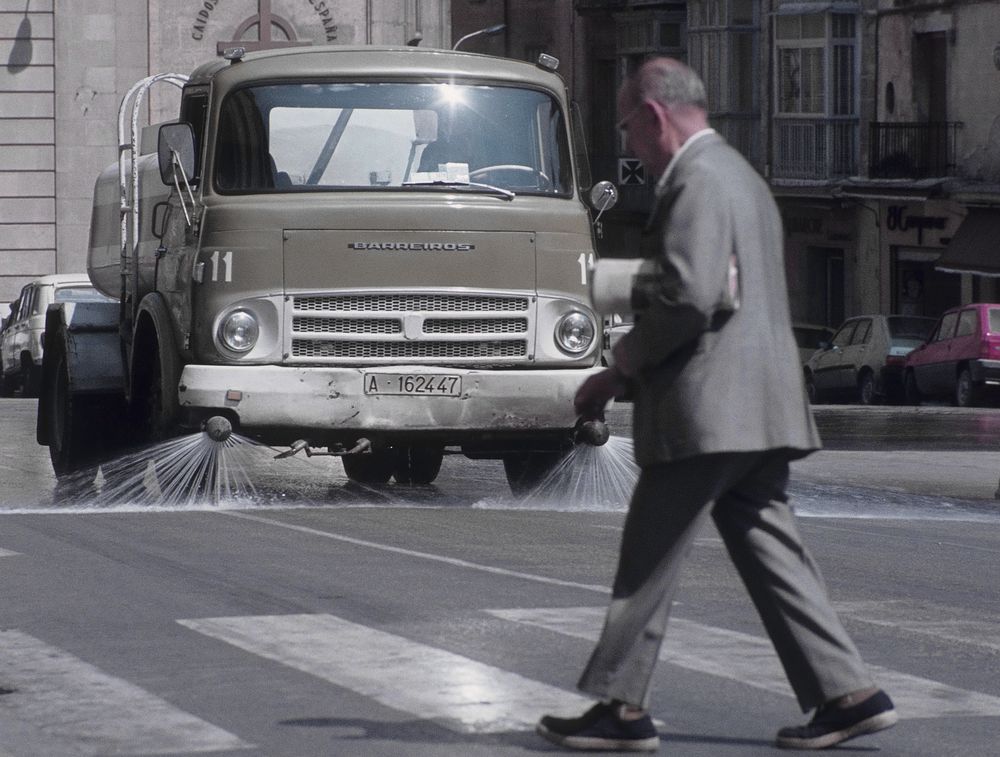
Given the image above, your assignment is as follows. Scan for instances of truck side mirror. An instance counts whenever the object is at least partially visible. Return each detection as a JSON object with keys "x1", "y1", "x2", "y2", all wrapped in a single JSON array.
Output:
[
  {"x1": 157, "y1": 122, "x2": 197, "y2": 187},
  {"x1": 589, "y1": 181, "x2": 618, "y2": 213}
]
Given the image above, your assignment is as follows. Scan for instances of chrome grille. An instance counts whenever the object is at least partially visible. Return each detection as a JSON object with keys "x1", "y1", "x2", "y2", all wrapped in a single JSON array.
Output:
[
  {"x1": 293, "y1": 317, "x2": 401, "y2": 335},
  {"x1": 296, "y1": 294, "x2": 529, "y2": 312},
  {"x1": 423, "y1": 317, "x2": 527, "y2": 335},
  {"x1": 292, "y1": 340, "x2": 526, "y2": 359},
  {"x1": 289, "y1": 292, "x2": 535, "y2": 365}
]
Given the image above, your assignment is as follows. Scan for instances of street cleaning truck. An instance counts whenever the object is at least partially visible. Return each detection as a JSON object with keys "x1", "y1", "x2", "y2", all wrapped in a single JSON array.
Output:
[{"x1": 36, "y1": 45, "x2": 616, "y2": 492}]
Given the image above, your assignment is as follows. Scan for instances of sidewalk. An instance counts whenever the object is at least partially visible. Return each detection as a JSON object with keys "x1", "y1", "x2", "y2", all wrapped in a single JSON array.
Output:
[
  {"x1": 791, "y1": 449, "x2": 1000, "y2": 502},
  {"x1": 605, "y1": 403, "x2": 1000, "y2": 503}
]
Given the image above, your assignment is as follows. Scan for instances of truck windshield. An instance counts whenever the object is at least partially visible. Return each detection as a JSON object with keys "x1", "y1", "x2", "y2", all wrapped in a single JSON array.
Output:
[{"x1": 215, "y1": 82, "x2": 573, "y2": 196}]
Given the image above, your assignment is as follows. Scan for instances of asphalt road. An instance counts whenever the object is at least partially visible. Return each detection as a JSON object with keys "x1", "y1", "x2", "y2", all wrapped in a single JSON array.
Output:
[{"x1": 1, "y1": 398, "x2": 999, "y2": 756}]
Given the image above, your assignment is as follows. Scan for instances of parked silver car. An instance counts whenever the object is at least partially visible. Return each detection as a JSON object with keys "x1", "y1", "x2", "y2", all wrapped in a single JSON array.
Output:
[
  {"x1": 1, "y1": 275, "x2": 112, "y2": 397},
  {"x1": 792, "y1": 323, "x2": 835, "y2": 366},
  {"x1": 804, "y1": 314, "x2": 936, "y2": 405}
]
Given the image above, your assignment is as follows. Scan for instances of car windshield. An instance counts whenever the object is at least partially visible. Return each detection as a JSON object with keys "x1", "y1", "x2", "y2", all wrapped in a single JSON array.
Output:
[
  {"x1": 215, "y1": 82, "x2": 572, "y2": 196},
  {"x1": 887, "y1": 316, "x2": 936, "y2": 348}
]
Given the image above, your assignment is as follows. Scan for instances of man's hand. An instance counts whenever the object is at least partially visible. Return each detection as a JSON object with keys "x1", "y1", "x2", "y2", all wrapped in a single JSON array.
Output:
[
  {"x1": 610, "y1": 337, "x2": 636, "y2": 378},
  {"x1": 575, "y1": 367, "x2": 627, "y2": 420}
]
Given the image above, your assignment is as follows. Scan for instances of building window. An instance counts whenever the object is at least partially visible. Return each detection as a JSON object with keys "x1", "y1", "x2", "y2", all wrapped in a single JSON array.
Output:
[
  {"x1": 772, "y1": 6, "x2": 859, "y2": 179},
  {"x1": 775, "y1": 11, "x2": 857, "y2": 117},
  {"x1": 688, "y1": 0, "x2": 760, "y2": 167}
]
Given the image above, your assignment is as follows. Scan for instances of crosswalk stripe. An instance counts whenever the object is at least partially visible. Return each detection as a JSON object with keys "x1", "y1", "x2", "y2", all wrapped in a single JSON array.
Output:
[
  {"x1": 488, "y1": 606, "x2": 1000, "y2": 720},
  {"x1": 178, "y1": 613, "x2": 593, "y2": 733},
  {"x1": 836, "y1": 600, "x2": 1000, "y2": 654},
  {"x1": 0, "y1": 630, "x2": 252, "y2": 756}
]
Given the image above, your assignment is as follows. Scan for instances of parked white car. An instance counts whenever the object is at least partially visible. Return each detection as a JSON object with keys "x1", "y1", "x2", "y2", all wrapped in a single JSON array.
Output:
[{"x1": 1, "y1": 275, "x2": 113, "y2": 397}]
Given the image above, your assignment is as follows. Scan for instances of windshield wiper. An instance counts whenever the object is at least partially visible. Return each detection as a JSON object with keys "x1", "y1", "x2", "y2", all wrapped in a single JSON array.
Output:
[{"x1": 402, "y1": 179, "x2": 515, "y2": 201}]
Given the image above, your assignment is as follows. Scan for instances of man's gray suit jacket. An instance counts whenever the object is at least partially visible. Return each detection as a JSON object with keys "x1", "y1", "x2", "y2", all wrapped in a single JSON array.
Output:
[{"x1": 618, "y1": 132, "x2": 822, "y2": 467}]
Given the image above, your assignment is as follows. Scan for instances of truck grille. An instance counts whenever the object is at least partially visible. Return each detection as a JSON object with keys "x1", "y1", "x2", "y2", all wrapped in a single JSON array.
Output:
[{"x1": 289, "y1": 293, "x2": 533, "y2": 364}]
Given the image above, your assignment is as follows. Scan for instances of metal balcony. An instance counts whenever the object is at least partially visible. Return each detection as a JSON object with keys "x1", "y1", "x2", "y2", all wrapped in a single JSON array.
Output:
[
  {"x1": 773, "y1": 118, "x2": 858, "y2": 180},
  {"x1": 711, "y1": 114, "x2": 763, "y2": 173},
  {"x1": 869, "y1": 121, "x2": 962, "y2": 179}
]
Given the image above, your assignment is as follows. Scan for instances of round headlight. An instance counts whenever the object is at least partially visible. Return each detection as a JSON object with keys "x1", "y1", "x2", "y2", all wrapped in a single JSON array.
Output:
[
  {"x1": 555, "y1": 311, "x2": 596, "y2": 354},
  {"x1": 219, "y1": 310, "x2": 259, "y2": 353}
]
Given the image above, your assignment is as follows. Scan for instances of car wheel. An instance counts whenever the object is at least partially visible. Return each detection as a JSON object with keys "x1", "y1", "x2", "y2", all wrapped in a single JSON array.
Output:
[
  {"x1": 804, "y1": 372, "x2": 821, "y2": 404},
  {"x1": 858, "y1": 371, "x2": 877, "y2": 405},
  {"x1": 0, "y1": 370, "x2": 16, "y2": 397},
  {"x1": 341, "y1": 450, "x2": 395, "y2": 484},
  {"x1": 392, "y1": 446, "x2": 444, "y2": 485},
  {"x1": 903, "y1": 371, "x2": 922, "y2": 406},
  {"x1": 955, "y1": 368, "x2": 983, "y2": 407}
]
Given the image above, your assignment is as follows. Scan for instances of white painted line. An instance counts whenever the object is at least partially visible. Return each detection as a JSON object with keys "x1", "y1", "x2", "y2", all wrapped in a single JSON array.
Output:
[
  {"x1": 836, "y1": 600, "x2": 1000, "y2": 654},
  {"x1": 0, "y1": 630, "x2": 252, "y2": 756},
  {"x1": 179, "y1": 613, "x2": 593, "y2": 733},
  {"x1": 488, "y1": 606, "x2": 1000, "y2": 721},
  {"x1": 220, "y1": 510, "x2": 608, "y2": 592},
  {"x1": 0, "y1": 549, "x2": 19, "y2": 558}
]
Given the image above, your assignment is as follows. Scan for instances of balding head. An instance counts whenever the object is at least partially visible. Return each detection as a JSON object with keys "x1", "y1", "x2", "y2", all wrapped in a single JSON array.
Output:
[
  {"x1": 621, "y1": 57, "x2": 708, "y2": 114},
  {"x1": 617, "y1": 57, "x2": 710, "y2": 175}
]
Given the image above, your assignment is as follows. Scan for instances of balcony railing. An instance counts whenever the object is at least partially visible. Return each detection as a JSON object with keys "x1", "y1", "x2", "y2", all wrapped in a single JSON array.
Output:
[
  {"x1": 773, "y1": 118, "x2": 858, "y2": 180},
  {"x1": 868, "y1": 121, "x2": 962, "y2": 179},
  {"x1": 711, "y1": 113, "x2": 762, "y2": 173}
]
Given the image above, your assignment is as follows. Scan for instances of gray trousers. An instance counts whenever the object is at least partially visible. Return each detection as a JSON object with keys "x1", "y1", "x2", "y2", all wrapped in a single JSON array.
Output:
[{"x1": 577, "y1": 450, "x2": 874, "y2": 712}]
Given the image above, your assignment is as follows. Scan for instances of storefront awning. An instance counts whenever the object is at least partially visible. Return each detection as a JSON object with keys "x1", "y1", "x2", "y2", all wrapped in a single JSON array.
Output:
[{"x1": 936, "y1": 208, "x2": 1000, "y2": 276}]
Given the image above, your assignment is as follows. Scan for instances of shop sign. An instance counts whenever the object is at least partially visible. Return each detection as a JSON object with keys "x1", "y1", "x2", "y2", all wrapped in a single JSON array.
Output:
[{"x1": 884, "y1": 204, "x2": 953, "y2": 246}]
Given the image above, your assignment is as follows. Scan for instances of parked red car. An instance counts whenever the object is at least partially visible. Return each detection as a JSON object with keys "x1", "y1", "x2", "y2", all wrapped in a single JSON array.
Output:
[{"x1": 903, "y1": 303, "x2": 1000, "y2": 407}]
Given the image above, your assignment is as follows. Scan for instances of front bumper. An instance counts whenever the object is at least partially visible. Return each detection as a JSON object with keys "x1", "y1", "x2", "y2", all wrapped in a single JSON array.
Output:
[
  {"x1": 970, "y1": 359, "x2": 1000, "y2": 385},
  {"x1": 177, "y1": 364, "x2": 602, "y2": 446}
]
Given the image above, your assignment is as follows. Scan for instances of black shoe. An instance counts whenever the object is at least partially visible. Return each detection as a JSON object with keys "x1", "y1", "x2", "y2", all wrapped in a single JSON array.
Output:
[
  {"x1": 776, "y1": 689, "x2": 898, "y2": 749},
  {"x1": 537, "y1": 701, "x2": 660, "y2": 752}
]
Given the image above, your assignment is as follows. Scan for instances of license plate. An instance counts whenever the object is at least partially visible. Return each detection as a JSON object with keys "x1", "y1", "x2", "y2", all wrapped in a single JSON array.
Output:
[{"x1": 363, "y1": 373, "x2": 462, "y2": 397}]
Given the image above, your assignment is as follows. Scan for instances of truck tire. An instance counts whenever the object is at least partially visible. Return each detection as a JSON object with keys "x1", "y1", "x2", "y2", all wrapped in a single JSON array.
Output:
[
  {"x1": 45, "y1": 337, "x2": 107, "y2": 476},
  {"x1": 341, "y1": 450, "x2": 395, "y2": 484},
  {"x1": 392, "y1": 446, "x2": 444, "y2": 485},
  {"x1": 130, "y1": 298, "x2": 182, "y2": 444},
  {"x1": 502, "y1": 450, "x2": 565, "y2": 496}
]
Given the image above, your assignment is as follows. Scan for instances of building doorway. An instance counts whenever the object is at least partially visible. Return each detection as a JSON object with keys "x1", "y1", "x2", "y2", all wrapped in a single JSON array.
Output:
[
  {"x1": 892, "y1": 246, "x2": 960, "y2": 318},
  {"x1": 805, "y1": 246, "x2": 844, "y2": 327}
]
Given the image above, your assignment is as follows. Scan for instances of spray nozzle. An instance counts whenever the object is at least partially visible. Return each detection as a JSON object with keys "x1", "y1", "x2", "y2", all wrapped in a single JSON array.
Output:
[{"x1": 575, "y1": 416, "x2": 610, "y2": 447}]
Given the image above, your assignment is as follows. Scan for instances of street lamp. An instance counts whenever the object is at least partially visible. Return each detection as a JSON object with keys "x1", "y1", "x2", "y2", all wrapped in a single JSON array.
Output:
[{"x1": 452, "y1": 23, "x2": 506, "y2": 51}]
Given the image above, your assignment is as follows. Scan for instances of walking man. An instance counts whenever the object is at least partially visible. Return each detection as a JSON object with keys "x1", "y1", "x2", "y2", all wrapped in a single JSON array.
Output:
[{"x1": 536, "y1": 58, "x2": 897, "y2": 752}]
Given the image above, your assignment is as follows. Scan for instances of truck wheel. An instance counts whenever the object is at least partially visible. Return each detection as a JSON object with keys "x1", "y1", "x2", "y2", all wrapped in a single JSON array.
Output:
[
  {"x1": 392, "y1": 446, "x2": 444, "y2": 485},
  {"x1": 45, "y1": 338, "x2": 103, "y2": 476},
  {"x1": 130, "y1": 342, "x2": 179, "y2": 444},
  {"x1": 502, "y1": 450, "x2": 565, "y2": 496},
  {"x1": 341, "y1": 450, "x2": 395, "y2": 484}
]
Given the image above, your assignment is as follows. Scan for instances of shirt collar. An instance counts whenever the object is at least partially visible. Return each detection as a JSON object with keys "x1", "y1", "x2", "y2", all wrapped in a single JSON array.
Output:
[{"x1": 654, "y1": 128, "x2": 716, "y2": 197}]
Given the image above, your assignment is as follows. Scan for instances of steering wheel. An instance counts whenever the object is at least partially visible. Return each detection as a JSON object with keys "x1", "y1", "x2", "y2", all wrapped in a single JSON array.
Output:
[{"x1": 469, "y1": 164, "x2": 550, "y2": 188}]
